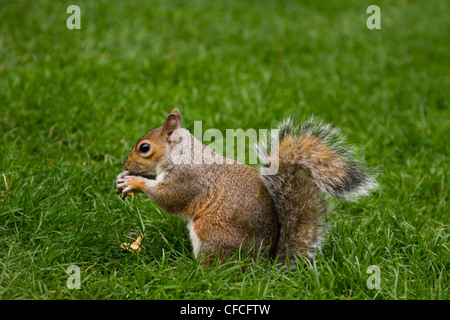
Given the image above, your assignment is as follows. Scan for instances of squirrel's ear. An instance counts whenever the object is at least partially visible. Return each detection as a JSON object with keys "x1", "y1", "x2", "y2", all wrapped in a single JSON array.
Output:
[
  {"x1": 163, "y1": 109, "x2": 182, "y2": 137},
  {"x1": 170, "y1": 108, "x2": 182, "y2": 125}
]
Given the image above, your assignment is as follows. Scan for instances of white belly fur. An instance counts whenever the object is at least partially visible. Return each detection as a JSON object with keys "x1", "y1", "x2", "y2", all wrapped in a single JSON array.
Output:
[{"x1": 187, "y1": 218, "x2": 201, "y2": 258}]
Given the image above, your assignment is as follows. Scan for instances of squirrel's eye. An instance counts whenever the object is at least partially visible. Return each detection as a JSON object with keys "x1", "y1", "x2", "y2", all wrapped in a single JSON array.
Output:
[{"x1": 138, "y1": 143, "x2": 151, "y2": 154}]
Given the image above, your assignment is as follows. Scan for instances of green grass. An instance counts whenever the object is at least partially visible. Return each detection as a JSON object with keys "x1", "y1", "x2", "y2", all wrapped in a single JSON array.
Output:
[{"x1": 0, "y1": 0, "x2": 448, "y2": 300}]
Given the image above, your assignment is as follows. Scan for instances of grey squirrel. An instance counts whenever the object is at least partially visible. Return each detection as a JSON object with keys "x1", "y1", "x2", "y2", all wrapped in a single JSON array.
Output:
[{"x1": 115, "y1": 109, "x2": 377, "y2": 265}]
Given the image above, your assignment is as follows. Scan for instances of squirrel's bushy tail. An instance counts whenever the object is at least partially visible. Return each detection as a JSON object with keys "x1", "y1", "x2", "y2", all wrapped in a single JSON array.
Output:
[{"x1": 259, "y1": 117, "x2": 377, "y2": 262}]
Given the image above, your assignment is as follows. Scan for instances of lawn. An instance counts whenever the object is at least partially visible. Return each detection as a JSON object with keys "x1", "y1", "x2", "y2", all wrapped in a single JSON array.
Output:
[{"x1": 0, "y1": 0, "x2": 448, "y2": 300}]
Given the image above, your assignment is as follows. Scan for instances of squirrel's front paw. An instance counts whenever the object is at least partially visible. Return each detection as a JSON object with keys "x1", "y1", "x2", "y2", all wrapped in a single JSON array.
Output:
[
  {"x1": 115, "y1": 171, "x2": 130, "y2": 196},
  {"x1": 116, "y1": 173, "x2": 147, "y2": 200}
]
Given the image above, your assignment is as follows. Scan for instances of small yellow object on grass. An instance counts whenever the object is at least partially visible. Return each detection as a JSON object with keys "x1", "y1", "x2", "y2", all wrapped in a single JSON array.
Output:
[{"x1": 121, "y1": 234, "x2": 144, "y2": 253}]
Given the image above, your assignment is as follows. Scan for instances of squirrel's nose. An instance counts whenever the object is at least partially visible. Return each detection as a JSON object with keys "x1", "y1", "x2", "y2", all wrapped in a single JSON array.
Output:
[{"x1": 123, "y1": 158, "x2": 130, "y2": 171}]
